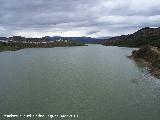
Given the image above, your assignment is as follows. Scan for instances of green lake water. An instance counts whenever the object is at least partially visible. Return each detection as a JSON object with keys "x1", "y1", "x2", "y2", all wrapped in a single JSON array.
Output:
[{"x1": 0, "y1": 44, "x2": 160, "y2": 120}]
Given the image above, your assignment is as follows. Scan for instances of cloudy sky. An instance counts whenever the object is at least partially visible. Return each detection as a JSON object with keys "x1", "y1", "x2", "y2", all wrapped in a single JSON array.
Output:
[{"x1": 0, "y1": 0, "x2": 160, "y2": 38}]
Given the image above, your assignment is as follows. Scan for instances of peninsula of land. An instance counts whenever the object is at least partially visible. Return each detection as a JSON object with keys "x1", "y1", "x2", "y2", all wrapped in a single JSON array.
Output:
[
  {"x1": 102, "y1": 27, "x2": 160, "y2": 78},
  {"x1": 0, "y1": 36, "x2": 86, "y2": 52}
]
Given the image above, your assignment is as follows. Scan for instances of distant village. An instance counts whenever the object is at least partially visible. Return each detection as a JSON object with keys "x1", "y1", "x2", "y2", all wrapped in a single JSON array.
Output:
[
  {"x1": 0, "y1": 36, "x2": 98, "y2": 51},
  {"x1": 0, "y1": 36, "x2": 69, "y2": 44},
  {"x1": 0, "y1": 36, "x2": 86, "y2": 51}
]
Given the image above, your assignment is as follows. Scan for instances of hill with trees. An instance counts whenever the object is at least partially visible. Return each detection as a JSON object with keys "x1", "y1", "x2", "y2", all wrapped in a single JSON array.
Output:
[{"x1": 103, "y1": 27, "x2": 160, "y2": 47}]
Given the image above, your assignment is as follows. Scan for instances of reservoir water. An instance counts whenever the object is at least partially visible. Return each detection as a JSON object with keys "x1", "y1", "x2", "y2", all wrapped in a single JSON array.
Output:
[{"x1": 0, "y1": 44, "x2": 160, "y2": 120}]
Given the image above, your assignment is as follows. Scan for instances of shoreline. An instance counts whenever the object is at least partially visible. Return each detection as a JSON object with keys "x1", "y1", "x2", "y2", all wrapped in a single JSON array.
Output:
[
  {"x1": 129, "y1": 57, "x2": 160, "y2": 79},
  {"x1": 0, "y1": 45, "x2": 87, "y2": 52},
  {"x1": 128, "y1": 46, "x2": 160, "y2": 79},
  {"x1": 0, "y1": 42, "x2": 87, "y2": 52}
]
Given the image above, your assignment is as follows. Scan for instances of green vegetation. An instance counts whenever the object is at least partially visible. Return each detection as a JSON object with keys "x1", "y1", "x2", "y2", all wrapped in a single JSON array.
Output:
[
  {"x1": 131, "y1": 46, "x2": 160, "y2": 62},
  {"x1": 103, "y1": 27, "x2": 160, "y2": 77},
  {"x1": 9, "y1": 41, "x2": 85, "y2": 49},
  {"x1": 130, "y1": 45, "x2": 160, "y2": 78},
  {"x1": 0, "y1": 41, "x2": 86, "y2": 52},
  {"x1": 0, "y1": 43, "x2": 16, "y2": 51},
  {"x1": 103, "y1": 27, "x2": 160, "y2": 47}
]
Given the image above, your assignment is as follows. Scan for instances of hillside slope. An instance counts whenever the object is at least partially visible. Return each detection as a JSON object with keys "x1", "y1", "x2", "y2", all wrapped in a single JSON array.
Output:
[{"x1": 103, "y1": 27, "x2": 160, "y2": 47}]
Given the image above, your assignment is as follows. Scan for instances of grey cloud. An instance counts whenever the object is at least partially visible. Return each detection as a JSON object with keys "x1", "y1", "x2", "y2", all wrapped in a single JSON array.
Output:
[{"x1": 0, "y1": 0, "x2": 160, "y2": 37}]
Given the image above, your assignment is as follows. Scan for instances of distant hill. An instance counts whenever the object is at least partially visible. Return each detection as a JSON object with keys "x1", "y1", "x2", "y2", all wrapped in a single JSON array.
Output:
[
  {"x1": 103, "y1": 27, "x2": 160, "y2": 47},
  {"x1": 97, "y1": 36, "x2": 112, "y2": 39},
  {"x1": 0, "y1": 37, "x2": 7, "y2": 40},
  {"x1": 46, "y1": 36, "x2": 103, "y2": 44},
  {"x1": 0, "y1": 36, "x2": 104, "y2": 44}
]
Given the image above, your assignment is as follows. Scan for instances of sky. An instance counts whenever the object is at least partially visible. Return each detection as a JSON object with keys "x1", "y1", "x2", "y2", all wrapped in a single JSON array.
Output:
[{"x1": 0, "y1": 0, "x2": 160, "y2": 38}]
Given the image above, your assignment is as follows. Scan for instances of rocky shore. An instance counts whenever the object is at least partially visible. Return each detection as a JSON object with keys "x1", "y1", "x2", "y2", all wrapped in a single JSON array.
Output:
[{"x1": 129, "y1": 46, "x2": 160, "y2": 78}]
